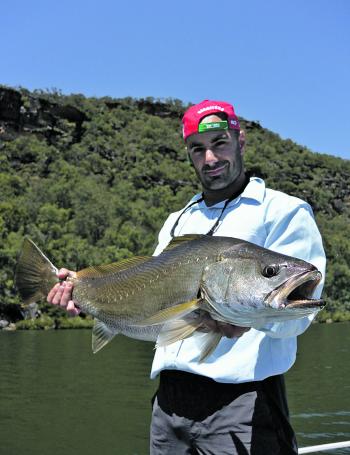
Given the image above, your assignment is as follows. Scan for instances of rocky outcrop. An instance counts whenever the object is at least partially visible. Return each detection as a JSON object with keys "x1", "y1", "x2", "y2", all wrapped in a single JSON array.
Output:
[
  {"x1": 105, "y1": 97, "x2": 184, "y2": 119},
  {"x1": 0, "y1": 86, "x2": 87, "y2": 144}
]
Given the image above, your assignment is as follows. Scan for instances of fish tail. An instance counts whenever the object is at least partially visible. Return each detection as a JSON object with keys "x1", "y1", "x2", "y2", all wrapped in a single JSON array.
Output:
[{"x1": 15, "y1": 238, "x2": 59, "y2": 305}]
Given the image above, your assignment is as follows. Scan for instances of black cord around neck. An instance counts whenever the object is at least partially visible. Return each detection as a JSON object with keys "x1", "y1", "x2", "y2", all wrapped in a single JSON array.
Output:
[{"x1": 170, "y1": 174, "x2": 250, "y2": 238}]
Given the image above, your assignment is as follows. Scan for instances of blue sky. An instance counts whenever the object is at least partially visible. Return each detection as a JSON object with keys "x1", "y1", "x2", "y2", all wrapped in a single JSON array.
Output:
[{"x1": 2, "y1": 0, "x2": 349, "y2": 160}]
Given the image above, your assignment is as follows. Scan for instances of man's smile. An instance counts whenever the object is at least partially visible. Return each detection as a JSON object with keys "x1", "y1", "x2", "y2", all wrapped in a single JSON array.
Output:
[{"x1": 203, "y1": 162, "x2": 228, "y2": 177}]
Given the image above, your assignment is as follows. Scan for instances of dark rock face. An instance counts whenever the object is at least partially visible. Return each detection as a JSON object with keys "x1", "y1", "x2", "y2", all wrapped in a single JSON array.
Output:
[
  {"x1": 0, "y1": 87, "x2": 87, "y2": 143},
  {"x1": 105, "y1": 98, "x2": 183, "y2": 119},
  {"x1": 136, "y1": 99, "x2": 182, "y2": 118},
  {"x1": 0, "y1": 87, "x2": 22, "y2": 122},
  {"x1": 243, "y1": 120, "x2": 262, "y2": 131},
  {"x1": 0, "y1": 302, "x2": 23, "y2": 323}
]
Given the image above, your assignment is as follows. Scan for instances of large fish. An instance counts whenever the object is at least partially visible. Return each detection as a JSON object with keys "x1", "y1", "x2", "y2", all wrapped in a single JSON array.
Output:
[{"x1": 15, "y1": 235, "x2": 324, "y2": 360}]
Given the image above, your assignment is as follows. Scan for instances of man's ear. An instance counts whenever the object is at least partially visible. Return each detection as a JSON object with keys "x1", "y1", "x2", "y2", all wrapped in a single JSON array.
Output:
[{"x1": 239, "y1": 130, "x2": 246, "y2": 156}]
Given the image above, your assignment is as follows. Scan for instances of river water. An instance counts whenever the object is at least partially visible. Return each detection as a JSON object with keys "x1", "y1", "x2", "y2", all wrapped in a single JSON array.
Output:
[{"x1": 0, "y1": 323, "x2": 349, "y2": 455}]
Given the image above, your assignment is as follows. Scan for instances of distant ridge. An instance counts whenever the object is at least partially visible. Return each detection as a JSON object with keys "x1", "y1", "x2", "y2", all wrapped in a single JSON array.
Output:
[{"x1": 0, "y1": 86, "x2": 349, "y2": 325}]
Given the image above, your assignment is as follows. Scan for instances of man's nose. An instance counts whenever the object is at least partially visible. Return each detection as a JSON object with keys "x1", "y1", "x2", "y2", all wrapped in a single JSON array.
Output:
[{"x1": 204, "y1": 148, "x2": 218, "y2": 164}]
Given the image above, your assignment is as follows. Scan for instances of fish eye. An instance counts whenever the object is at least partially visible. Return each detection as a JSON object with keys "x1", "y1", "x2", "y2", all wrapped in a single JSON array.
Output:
[{"x1": 262, "y1": 265, "x2": 279, "y2": 278}]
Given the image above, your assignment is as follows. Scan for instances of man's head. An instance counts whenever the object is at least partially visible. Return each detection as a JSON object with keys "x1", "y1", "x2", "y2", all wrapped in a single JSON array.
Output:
[{"x1": 182, "y1": 100, "x2": 246, "y2": 194}]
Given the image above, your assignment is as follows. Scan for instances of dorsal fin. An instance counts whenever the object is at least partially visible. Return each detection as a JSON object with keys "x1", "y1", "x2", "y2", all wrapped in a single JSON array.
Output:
[
  {"x1": 163, "y1": 234, "x2": 204, "y2": 252},
  {"x1": 76, "y1": 256, "x2": 151, "y2": 279}
]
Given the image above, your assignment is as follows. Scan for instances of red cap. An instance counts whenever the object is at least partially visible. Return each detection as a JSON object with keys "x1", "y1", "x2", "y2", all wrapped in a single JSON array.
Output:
[{"x1": 182, "y1": 99, "x2": 240, "y2": 140}]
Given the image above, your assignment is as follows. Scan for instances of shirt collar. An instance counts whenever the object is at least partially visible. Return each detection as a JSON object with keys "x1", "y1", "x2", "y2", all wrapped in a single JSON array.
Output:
[
  {"x1": 240, "y1": 177, "x2": 265, "y2": 204},
  {"x1": 189, "y1": 177, "x2": 265, "y2": 209}
]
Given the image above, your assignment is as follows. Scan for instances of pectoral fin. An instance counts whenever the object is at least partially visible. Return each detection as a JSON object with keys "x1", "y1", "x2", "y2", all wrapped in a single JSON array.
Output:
[
  {"x1": 198, "y1": 332, "x2": 222, "y2": 363},
  {"x1": 156, "y1": 319, "x2": 201, "y2": 347},
  {"x1": 134, "y1": 298, "x2": 201, "y2": 326},
  {"x1": 157, "y1": 318, "x2": 222, "y2": 362},
  {"x1": 92, "y1": 319, "x2": 118, "y2": 353}
]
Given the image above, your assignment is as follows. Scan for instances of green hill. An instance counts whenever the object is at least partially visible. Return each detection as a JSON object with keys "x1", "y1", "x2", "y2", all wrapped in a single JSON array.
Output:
[{"x1": 0, "y1": 86, "x2": 349, "y2": 327}]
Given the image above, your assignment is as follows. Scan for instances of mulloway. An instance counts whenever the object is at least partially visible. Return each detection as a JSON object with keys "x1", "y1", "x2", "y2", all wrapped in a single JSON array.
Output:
[{"x1": 15, "y1": 235, "x2": 324, "y2": 361}]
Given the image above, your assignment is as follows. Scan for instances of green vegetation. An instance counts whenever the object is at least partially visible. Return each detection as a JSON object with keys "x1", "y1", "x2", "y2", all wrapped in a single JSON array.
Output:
[
  {"x1": 15, "y1": 315, "x2": 93, "y2": 330},
  {"x1": 15, "y1": 315, "x2": 55, "y2": 330},
  {"x1": 0, "y1": 86, "x2": 349, "y2": 327}
]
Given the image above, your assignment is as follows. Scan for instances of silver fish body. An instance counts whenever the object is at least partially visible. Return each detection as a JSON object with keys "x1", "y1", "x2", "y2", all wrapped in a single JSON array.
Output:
[{"x1": 15, "y1": 235, "x2": 324, "y2": 359}]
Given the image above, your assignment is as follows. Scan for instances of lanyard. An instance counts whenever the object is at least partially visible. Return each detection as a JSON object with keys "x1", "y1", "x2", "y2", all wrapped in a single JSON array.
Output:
[
  {"x1": 169, "y1": 192, "x2": 239, "y2": 238},
  {"x1": 169, "y1": 174, "x2": 250, "y2": 238},
  {"x1": 169, "y1": 197, "x2": 204, "y2": 238}
]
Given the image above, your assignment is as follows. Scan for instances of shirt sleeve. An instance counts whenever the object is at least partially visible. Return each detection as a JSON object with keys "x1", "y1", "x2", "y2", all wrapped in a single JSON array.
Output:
[{"x1": 258, "y1": 200, "x2": 326, "y2": 338}]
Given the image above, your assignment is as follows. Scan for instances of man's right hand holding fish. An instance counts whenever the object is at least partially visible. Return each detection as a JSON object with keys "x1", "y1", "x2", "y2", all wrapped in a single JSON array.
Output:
[{"x1": 47, "y1": 268, "x2": 79, "y2": 316}]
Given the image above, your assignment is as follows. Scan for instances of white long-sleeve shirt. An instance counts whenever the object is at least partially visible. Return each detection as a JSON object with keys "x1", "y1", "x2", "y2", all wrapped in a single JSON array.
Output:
[{"x1": 150, "y1": 177, "x2": 326, "y2": 383}]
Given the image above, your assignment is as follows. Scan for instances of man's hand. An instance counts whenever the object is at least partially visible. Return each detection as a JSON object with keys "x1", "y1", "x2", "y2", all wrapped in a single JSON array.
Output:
[
  {"x1": 199, "y1": 312, "x2": 250, "y2": 338},
  {"x1": 47, "y1": 268, "x2": 80, "y2": 316}
]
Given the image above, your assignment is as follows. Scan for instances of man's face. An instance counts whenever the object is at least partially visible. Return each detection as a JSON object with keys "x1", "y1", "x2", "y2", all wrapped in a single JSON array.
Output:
[{"x1": 186, "y1": 128, "x2": 243, "y2": 191}]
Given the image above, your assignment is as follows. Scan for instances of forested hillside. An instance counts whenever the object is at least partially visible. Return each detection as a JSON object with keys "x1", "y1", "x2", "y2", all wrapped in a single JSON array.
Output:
[{"x1": 1, "y1": 86, "x2": 349, "y2": 328}]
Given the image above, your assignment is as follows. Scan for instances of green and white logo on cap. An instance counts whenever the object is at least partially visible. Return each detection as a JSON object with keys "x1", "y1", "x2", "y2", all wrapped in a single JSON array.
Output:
[{"x1": 198, "y1": 120, "x2": 228, "y2": 133}]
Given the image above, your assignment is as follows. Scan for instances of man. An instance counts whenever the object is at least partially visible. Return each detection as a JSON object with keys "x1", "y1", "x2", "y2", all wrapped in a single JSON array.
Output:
[{"x1": 48, "y1": 100, "x2": 326, "y2": 454}]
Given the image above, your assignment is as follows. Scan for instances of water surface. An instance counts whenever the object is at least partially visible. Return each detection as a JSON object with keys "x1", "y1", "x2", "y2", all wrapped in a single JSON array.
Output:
[
  {"x1": 0, "y1": 323, "x2": 349, "y2": 454},
  {"x1": 287, "y1": 323, "x2": 350, "y2": 454}
]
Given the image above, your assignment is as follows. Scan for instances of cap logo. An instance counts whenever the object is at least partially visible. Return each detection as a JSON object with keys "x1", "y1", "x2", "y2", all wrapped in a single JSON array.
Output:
[
  {"x1": 197, "y1": 105, "x2": 225, "y2": 114},
  {"x1": 198, "y1": 121, "x2": 228, "y2": 133}
]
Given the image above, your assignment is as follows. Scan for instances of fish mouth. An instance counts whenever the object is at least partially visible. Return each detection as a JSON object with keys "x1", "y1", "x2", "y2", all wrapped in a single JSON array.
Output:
[{"x1": 266, "y1": 270, "x2": 324, "y2": 309}]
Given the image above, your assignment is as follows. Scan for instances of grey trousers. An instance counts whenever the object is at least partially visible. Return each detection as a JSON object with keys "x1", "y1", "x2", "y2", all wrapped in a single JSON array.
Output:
[{"x1": 150, "y1": 371, "x2": 298, "y2": 455}]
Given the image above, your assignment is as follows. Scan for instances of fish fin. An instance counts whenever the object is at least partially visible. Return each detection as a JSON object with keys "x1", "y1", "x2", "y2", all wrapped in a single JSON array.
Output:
[
  {"x1": 156, "y1": 319, "x2": 201, "y2": 347},
  {"x1": 198, "y1": 332, "x2": 222, "y2": 363},
  {"x1": 92, "y1": 319, "x2": 118, "y2": 354},
  {"x1": 163, "y1": 234, "x2": 205, "y2": 252},
  {"x1": 76, "y1": 256, "x2": 150, "y2": 279},
  {"x1": 15, "y1": 238, "x2": 59, "y2": 305},
  {"x1": 134, "y1": 298, "x2": 201, "y2": 326}
]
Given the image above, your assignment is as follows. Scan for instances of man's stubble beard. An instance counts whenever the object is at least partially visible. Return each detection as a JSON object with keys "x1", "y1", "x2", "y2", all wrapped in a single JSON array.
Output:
[{"x1": 198, "y1": 162, "x2": 242, "y2": 192}]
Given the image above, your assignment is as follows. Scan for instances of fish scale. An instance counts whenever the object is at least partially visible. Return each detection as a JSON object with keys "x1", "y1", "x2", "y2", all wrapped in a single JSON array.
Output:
[{"x1": 74, "y1": 259, "x2": 202, "y2": 322}]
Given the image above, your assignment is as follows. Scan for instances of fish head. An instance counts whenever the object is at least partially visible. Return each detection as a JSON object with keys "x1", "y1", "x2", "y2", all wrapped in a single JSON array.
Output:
[{"x1": 200, "y1": 244, "x2": 324, "y2": 326}]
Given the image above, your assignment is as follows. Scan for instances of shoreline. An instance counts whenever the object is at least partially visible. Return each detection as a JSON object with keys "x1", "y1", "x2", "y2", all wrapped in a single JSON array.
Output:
[{"x1": 1, "y1": 313, "x2": 349, "y2": 331}]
